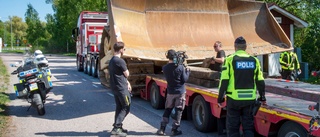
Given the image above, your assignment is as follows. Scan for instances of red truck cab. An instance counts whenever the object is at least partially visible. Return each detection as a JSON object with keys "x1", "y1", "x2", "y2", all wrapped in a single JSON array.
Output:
[{"x1": 72, "y1": 11, "x2": 108, "y2": 77}]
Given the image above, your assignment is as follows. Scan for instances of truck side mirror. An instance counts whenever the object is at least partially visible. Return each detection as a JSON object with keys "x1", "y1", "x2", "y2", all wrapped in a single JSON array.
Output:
[{"x1": 72, "y1": 28, "x2": 79, "y2": 41}]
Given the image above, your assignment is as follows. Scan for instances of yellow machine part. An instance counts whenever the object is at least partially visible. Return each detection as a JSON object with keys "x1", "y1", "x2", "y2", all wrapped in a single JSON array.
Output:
[{"x1": 106, "y1": 0, "x2": 291, "y2": 61}]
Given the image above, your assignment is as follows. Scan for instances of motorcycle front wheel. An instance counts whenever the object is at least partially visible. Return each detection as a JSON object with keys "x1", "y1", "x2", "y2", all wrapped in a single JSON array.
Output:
[{"x1": 33, "y1": 93, "x2": 46, "y2": 116}]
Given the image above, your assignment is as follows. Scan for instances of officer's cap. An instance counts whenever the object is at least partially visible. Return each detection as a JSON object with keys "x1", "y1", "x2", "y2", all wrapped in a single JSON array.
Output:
[{"x1": 234, "y1": 36, "x2": 246, "y2": 45}]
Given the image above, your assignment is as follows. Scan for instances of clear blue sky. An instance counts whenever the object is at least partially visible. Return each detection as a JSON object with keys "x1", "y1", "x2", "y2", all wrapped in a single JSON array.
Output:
[{"x1": 0, "y1": 0, "x2": 54, "y2": 22}]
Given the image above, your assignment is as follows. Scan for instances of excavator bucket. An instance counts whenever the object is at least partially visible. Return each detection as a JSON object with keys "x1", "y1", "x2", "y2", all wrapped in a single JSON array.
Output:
[{"x1": 105, "y1": 0, "x2": 291, "y2": 61}]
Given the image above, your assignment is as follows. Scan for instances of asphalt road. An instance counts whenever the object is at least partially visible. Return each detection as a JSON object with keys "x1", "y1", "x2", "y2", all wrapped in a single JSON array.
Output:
[{"x1": 0, "y1": 53, "x2": 217, "y2": 137}]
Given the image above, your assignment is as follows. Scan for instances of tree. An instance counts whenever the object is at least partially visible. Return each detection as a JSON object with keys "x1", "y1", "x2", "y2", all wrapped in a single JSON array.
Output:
[
  {"x1": 259, "y1": 0, "x2": 320, "y2": 70},
  {"x1": 44, "y1": 0, "x2": 107, "y2": 53},
  {"x1": 11, "y1": 16, "x2": 28, "y2": 46},
  {"x1": 0, "y1": 16, "x2": 27, "y2": 47},
  {"x1": 25, "y1": 4, "x2": 50, "y2": 49}
]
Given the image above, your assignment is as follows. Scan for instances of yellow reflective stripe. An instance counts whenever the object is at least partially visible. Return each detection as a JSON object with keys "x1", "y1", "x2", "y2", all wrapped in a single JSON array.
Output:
[
  {"x1": 126, "y1": 96, "x2": 130, "y2": 106},
  {"x1": 259, "y1": 107, "x2": 314, "y2": 126},
  {"x1": 14, "y1": 85, "x2": 17, "y2": 91}
]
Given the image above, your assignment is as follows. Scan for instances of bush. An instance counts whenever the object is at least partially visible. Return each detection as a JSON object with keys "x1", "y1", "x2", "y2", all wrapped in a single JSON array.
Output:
[{"x1": 303, "y1": 76, "x2": 320, "y2": 85}]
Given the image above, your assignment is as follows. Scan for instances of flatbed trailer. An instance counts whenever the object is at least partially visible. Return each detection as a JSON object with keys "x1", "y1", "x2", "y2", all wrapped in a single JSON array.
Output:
[{"x1": 140, "y1": 75, "x2": 320, "y2": 136}]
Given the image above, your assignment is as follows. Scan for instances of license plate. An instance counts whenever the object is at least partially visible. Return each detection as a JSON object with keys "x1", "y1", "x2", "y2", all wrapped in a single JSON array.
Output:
[{"x1": 29, "y1": 83, "x2": 38, "y2": 91}]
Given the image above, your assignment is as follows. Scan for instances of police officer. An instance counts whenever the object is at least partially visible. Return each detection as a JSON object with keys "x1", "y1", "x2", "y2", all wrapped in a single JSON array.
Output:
[
  {"x1": 217, "y1": 36, "x2": 266, "y2": 137},
  {"x1": 279, "y1": 50, "x2": 301, "y2": 81}
]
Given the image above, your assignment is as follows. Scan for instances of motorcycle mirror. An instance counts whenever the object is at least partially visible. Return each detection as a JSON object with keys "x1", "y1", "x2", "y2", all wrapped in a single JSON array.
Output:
[{"x1": 11, "y1": 70, "x2": 18, "y2": 75}]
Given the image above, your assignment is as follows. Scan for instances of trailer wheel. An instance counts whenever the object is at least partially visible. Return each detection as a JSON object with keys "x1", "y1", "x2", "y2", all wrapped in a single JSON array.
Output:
[
  {"x1": 278, "y1": 121, "x2": 307, "y2": 137},
  {"x1": 33, "y1": 93, "x2": 46, "y2": 116},
  {"x1": 192, "y1": 95, "x2": 215, "y2": 132},
  {"x1": 150, "y1": 82, "x2": 165, "y2": 109},
  {"x1": 77, "y1": 56, "x2": 83, "y2": 71},
  {"x1": 91, "y1": 58, "x2": 97, "y2": 77}
]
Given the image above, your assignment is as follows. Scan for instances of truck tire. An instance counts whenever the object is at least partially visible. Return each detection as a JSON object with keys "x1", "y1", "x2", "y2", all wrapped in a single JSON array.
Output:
[
  {"x1": 86, "y1": 58, "x2": 92, "y2": 75},
  {"x1": 77, "y1": 56, "x2": 83, "y2": 71},
  {"x1": 91, "y1": 57, "x2": 97, "y2": 77},
  {"x1": 88, "y1": 57, "x2": 92, "y2": 76},
  {"x1": 192, "y1": 95, "x2": 216, "y2": 132},
  {"x1": 84, "y1": 57, "x2": 88, "y2": 74},
  {"x1": 150, "y1": 82, "x2": 165, "y2": 109},
  {"x1": 96, "y1": 60, "x2": 100, "y2": 78},
  {"x1": 33, "y1": 93, "x2": 45, "y2": 116},
  {"x1": 278, "y1": 121, "x2": 307, "y2": 137}
]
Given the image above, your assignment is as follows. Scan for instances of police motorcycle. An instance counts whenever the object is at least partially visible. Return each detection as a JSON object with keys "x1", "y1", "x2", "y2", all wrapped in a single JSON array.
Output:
[{"x1": 10, "y1": 51, "x2": 52, "y2": 116}]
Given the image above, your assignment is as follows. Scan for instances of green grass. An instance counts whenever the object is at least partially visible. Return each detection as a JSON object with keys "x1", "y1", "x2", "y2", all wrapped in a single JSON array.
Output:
[
  {"x1": 63, "y1": 53, "x2": 76, "y2": 56},
  {"x1": 0, "y1": 58, "x2": 10, "y2": 136},
  {"x1": 1, "y1": 49, "x2": 25, "y2": 54}
]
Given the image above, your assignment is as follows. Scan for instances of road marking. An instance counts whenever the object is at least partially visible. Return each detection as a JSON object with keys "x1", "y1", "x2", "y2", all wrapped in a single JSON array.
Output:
[
  {"x1": 107, "y1": 92, "x2": 114, "y2": 97},
  {"x1": 92, "y1": 84, "x2": 98, "y2": 88},
  {"x1": 53, "y1": 73, "x2": 68, "y2": 76},
  {"x1": 82, "y1": 79, "x2": 87, "y2": 81}
]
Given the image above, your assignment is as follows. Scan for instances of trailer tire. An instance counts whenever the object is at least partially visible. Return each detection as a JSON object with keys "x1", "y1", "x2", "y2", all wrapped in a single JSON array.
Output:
[
  {"x1": 91, "y1": 58, "x2": 97, "y2": 77},
  {"x1": 278, "y1": 121, "x2": 307, "y2": 137},
  {"x1": 150, "y1": 82, "x2": 165, "y2": 109},
  {"x1": 33, "y1": 93, "x2": 45, "y2": 116},
  {"x1": 192, "y1": 95, "x2": 215, "y2": 132}
]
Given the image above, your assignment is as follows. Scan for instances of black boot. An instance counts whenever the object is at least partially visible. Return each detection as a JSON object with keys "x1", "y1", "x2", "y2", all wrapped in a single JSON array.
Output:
[
  {"x1": 111, "y1": 127, "x2": 127, "y2": 137},
  {"x1": 171, "y1": 128, "x2": 182, "y2": 136},
  {"x1": 156, "y1": 125, "x2": 166, "y2": 135}
]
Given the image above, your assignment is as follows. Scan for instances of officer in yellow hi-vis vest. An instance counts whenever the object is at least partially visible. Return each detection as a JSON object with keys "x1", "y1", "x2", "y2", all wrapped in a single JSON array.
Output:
[
  {"x1": 279, "y1": 50, "x2": 301, "y2": 80},
  {"x1": 217, "y1": 36, "x2": 266, "y2": 137}
]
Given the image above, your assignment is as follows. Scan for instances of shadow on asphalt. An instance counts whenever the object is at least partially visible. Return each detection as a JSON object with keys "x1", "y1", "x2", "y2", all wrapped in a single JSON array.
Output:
[
  {"x1": 34, "y1": 130, "x2": 155, "y2": 137},
  {"x1": 6, "y1": 54, "x2": 206, "y2": 136}
]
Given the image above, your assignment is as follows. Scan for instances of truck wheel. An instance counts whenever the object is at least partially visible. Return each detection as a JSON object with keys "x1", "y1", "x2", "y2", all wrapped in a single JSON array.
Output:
[
  {"x1": 150, "y1": 82, "x2": 165, "y2": 109},
  {"x1": 33, "y1": 93, "x2": 46, "y2": 116},
  {"x1": 84, "y1": 57, "x2": 88, "y2": 74},
  {"x1": 192, "y1": 95, "x2": 215, "y2": 132},
  {"x1": 278, "y1": 121, "x2": 307, "y2": 137},
  {"x1": 91, "y1": 58, "x2": 97, "y2": 77},
  {"x1": 96, "y1": 61, "x2": 100, "y2": 78},
  {"x1": 88, "y1": 58, "x2": 92, "y2": 76},
  {"x1": 77, "y1": 56, "x2": 83, "y2": 71}
]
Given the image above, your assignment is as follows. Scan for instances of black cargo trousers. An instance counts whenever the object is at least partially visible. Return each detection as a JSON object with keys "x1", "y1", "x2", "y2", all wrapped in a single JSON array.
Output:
[
  {"x1": 113, "y1": 89, "x2": 131, "y2": 128},
  {"x1": 226, "y1": 97, "x2": 255, "y2": 137}
]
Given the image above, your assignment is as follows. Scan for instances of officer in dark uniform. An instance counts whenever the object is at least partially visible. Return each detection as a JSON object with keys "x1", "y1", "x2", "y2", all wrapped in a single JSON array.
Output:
[{"x1": 217, "y1": 36, "x2": 266, "y2": 137}]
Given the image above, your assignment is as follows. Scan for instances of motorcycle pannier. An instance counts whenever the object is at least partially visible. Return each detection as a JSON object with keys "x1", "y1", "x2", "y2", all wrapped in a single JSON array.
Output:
[{"x1": 14, "y1": 83, "x2": 28, "y2": 99}]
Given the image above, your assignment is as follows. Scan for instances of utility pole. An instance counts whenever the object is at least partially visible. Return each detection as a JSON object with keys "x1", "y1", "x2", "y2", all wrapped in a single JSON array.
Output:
[
  {"x1": 67, "y1": 40, "x2": 69, "y2": 53},
  {"x1": 3, "y1": 23, "x2": 5, "y2": 46},
  {"x1": 10, "y1": 17, "x2": 13, "y2": 50}
]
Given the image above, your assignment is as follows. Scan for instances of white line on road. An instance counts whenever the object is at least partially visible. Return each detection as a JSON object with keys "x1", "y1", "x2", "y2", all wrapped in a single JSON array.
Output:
[
  {"x1": 82, "y1": 79, "x2": 87, "y2": 81},
  {"x1": 107, "y1": 92, "x2": 114, "y2": 97},
  {"x1": 92, "y1": 84, "x2": 98, "y2": 88}
]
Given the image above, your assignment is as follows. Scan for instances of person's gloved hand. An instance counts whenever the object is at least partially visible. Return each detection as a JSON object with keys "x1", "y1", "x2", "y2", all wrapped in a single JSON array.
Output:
[
  {"x1": 258, "y1": 96, "x2": 266, "y2": 105},
  {"x1": 218, "y1": 97, "x2": 225, "y2": 103},
  {"x1": 217, "y1": 97, "x2": 225, "y2": 108}
]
